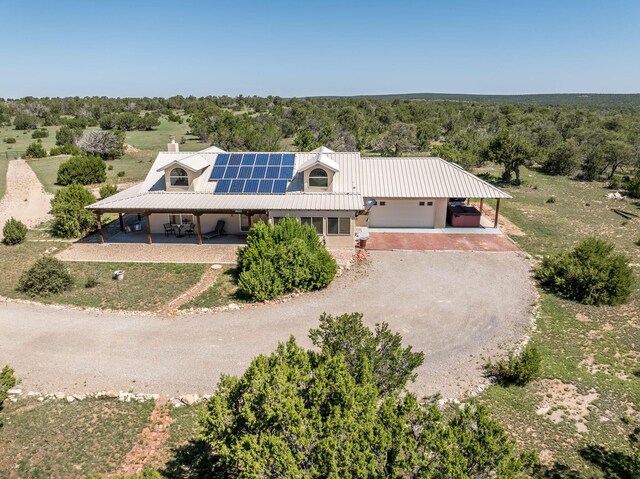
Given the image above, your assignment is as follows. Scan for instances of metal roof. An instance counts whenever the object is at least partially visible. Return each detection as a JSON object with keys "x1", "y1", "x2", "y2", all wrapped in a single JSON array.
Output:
[
  {"x1": 89, "y1": 190, "x2": 363, "y2": 212},
  {"x1": 357, "y1": 157, "x2": 511, "y2": 199}
]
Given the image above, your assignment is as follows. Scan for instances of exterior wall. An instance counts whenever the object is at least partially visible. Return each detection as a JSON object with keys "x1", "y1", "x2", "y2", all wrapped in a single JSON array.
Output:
[
  {"x1": 148, "y1": 212, "x2": 267, "y2": 235},
  {"x1": 366, "y1": 198, "x2": 447, "y2": 228},
  {"x1": 268, "y1": 210, "x2": 355, "y2": 248}
]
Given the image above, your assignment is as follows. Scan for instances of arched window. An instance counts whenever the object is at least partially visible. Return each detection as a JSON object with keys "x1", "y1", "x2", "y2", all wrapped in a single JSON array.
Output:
[
  {"x1": 309, "y1": 168, "x2": 328, "y2": 188},
  {"x1": 169, "y1": 167, "x2": 189, "y2": 187}
]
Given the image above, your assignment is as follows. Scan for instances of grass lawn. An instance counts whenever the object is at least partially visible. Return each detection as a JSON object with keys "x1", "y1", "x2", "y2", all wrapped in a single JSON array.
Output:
[
  {"x1": 0, "y1": 398, "x2": 154, "y2": 478},
  {"x1": 0, "y1": 239, "x2": 207, "y2": 311},
  {"x1": 180, "y1": 267, "x2": 246, "y2": 310},
  {"x1": 0, "y1": 124, "x2": 61, "y2": 159},
  {"x1": 478, "y1": 166, "x2": 640, "y2": 477}
]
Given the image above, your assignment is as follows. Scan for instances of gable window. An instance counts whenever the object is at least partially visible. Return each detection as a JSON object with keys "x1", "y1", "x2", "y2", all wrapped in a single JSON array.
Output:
[
  {"x1": 169, "y1": 167, "x2": 189, "y2": 187},
  {"x1": 301, "y1": 216, "x2": 324, "y2": 234},
  {"x1": 327, "y1": 217, "x2": 350, "y2": 235},
  {"x1": 308, "y1": 168, "x2": 328, "y2": 188}
]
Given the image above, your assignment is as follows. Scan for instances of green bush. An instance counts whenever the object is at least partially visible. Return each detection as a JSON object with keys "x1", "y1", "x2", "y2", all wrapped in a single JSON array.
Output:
[
  {"x1": 625, "y1": 171, "x2": 640, "y2": 198},
  {"x1": 0, "y1": 365, "x2": 17, "y2": 406},
  {"x1": 56, "y1": 155, "x2": 106, "y2": 186},
  {"x1": 117, "y1": 170, "x2": 126, "y2": 177},
  {"x1": 31, "y1": 129, "x2": 49, "y2": 139},
  {"x1": 49, "y1": 144, "x2": 82, "y2": 156},
  {"x1": 18, "y1": 256, "x2": 74, "y2": 297},
  {"x1": 4, "y1": 137, "x2": 16, "y2": 144},
  {"x1": 2, "y1": 218, "x2": 28, "y2": 245},
  {"x1": 546, "y1": 196, "x2": 556, "y2": 204},
  {"x1": 486, "y1": 343, "x2": 541, "y2": 386},
  {"x1": 25, "y1": 141, "x2": 47, "y2": 158},
  {"x1": 84, "y1": 276, "x2": 99, "y2": 288},
  {"x1": 55, "y1": 125, "x2": 82, "y2": 146},
  {"x1": 536, "y1": 237, "x2": 634, "y2": 305},
  {"x1": 13, "y1": 113, "x2": 38, "y2": 130},
  {"x1": 50, "y1": 184, "x2": 97, "y2": 238},
  {"x1": 88, "y1": 467, "x2": 161, "y2": 479},
  {"x1": 236, "y1": 218, "x2": 337, "y2": 301},
  {"x1": 99, "y1": 183, "x2": 118, "y2": 199}
]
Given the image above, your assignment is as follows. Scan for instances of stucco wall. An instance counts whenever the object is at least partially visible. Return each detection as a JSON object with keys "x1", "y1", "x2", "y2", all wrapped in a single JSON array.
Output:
[
  {"x1": 148, "y1": 213, "x2": 266, "y2": 236},
  {"x1": 268, "y1": 210, "x2": 355, "y2": 248}
]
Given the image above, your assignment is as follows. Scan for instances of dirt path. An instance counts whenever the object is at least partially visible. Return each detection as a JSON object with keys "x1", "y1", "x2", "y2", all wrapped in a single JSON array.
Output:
[
  {"x1": 0, "y1": 159, "x2": 53, "y2": 236},
  {"x1": 117, "y1": 400, "x2": 174, "y2": 476},
  {"x1": 158, "y1": 265, "x2": 222, "y2": 315}
]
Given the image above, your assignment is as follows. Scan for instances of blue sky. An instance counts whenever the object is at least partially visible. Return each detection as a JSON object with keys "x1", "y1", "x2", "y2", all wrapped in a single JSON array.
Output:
[{"x1": 2, "y1": 0, "x2": 639, "y2": 97}]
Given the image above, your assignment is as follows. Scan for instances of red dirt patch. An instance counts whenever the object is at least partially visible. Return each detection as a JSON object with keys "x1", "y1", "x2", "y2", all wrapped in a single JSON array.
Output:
[{"x1": 366, "y1": 233, "x2": 520, "y2": 252}]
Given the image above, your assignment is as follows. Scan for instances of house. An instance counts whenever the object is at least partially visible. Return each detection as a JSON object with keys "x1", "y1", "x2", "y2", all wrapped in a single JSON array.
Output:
[{"x1": 87, "y1": 140, "x2": 510, "y2": 247}]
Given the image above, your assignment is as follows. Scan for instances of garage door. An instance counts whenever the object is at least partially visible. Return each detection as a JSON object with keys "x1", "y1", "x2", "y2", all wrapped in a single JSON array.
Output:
[{"x1": 369, "y1": 200, "x2": 435, "y2": 227}]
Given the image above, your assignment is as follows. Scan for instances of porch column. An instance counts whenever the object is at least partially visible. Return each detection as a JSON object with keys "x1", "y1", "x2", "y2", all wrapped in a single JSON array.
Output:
[
  {"x1": 145, "y1": 213, "x2": 152, "y2": 245},
  {"x1": 493, "y1": 198, "x2": 501, "y2": 228},
  {"x1": 96, "y1": 213, "x2": 104, "y2": 244},
  {"x1": 118, "y1": 213, "x2": 125, "y2": 232},
  {"x1": 196, "y1": 214, "x2": 203, "y2": 245},
  {"x1": 479, "y1": 198, "x2": 484, "y2": 215}
]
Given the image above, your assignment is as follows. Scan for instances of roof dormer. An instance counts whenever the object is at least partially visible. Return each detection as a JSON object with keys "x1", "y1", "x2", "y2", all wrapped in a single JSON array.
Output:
[
  {"x1": 159, "y1": 154, "x2": 210, "y2": 191},
  {"x1": 298, "y1": 146, "x2": 339, "y2": 192}
]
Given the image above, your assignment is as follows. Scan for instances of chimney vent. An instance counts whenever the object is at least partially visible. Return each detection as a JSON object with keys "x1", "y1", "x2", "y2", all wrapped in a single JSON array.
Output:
[{"x1": 167, "y1": 135, "x2": 179, "y2": 153}]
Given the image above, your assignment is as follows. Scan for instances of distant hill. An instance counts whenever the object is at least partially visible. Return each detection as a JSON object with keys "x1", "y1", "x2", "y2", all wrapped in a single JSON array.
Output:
[{"x1": 346, "y1": 93, "x2": 640, "y2": 108}]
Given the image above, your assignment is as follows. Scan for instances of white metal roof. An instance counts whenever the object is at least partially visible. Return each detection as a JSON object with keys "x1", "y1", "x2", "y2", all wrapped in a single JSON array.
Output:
[
  {"x1": 90, "y1": 191, "x2": 363, "y2": 212},
  {"x1": 158, "y1": 154, "x2": 210, "y2": 173}
]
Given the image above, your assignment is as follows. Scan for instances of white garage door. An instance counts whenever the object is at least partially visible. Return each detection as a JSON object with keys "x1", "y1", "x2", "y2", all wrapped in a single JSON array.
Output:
[{"x1": 369, "y1": 199, "x2": 435, "y2": 227}]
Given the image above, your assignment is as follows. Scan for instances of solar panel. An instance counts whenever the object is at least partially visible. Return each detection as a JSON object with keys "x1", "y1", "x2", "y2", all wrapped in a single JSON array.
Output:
[
  {"x1": 272, "y1": 179, "x2": 288, "y2": 193},
  {"x1": 244, "y1": 179, "x2": 259, "y2": 193},
  {"x1": 223, "y1": 166, "x2": 239, "y2": 179},
  {"x1": 282, "y1": 153, "x2": 295, "y2": 166},
  {"x1": 215, "y1": 153, "x2": 230, "y2": 166},
  {"x1": 251, "y1": 166, "x2": 266, "y2": 178},
  {"x1": 279, "y1": 166, "x2": 294, "y2": 179},
  {"x1": 241, "y1": 153, "x2": 256, "y2": 165},
  {"x1": 258, "y1": 179, "x2": 273, "y2": 193},
  {"x1": 268, "y1": 153, "x2": 282, "y2": 165},
  {"x1": 215, "y1": 179, "x2": 231, "y2": 193},
  {"x1": 228, "y1": 153, "x2": 243, "y2": 166},
  {"x1": 210, "y1": 166, "x2": 226, "y2": 179},
  {"x1": 256, "y1": 153, "x2": 269, "y2": 166},
  {"x1": 238, "y1": 166, "x2": 253, "y2": 178},
  {"x1": 230, "y1": 179, "x2": 245, "y2": 193},
  {"x1": 265, "y1": 166, "x2": 280, "y2": 179}
]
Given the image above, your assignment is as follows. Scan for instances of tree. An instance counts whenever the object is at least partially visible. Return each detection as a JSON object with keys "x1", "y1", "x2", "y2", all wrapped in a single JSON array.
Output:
[
  {"x1": 77, "y1": 130, "x2": 125, "y2": 159},
  {"x1": 200, "y1": 317, "x2": 535, "y2": 478},
  {"x1": 56, "y1": 125, "x2": 83, "y2": 146},
  {"x1": 293, "y1": 128, "x2": 319, "y2": 151},
  {"x1": 50, "y1": 184, "x2": 97, "y2": 238},
  {"x1": 56, "y1": 155, "x2": 106, "y2": 186},
  {"x1": 13, "y1": 113, "x2": 38, "y2": 130},
  {"x1": 2, "y1": 218, "x2": 28, "y2": 245},
  {"x1": 309, "y1": 312, "x2": 425, "y2": 396},
  {"x1": 377, "y1": 122, "x2": 417, "y2": 156},
  {"x1": 542, "y1": 140, "x2": 580, "y2": 176},
  {"x1": 416, "y1": 120, "x2": 441, "y2": 150},
  {"x1": 25, "y1": 141, "x2": 47, "y2": 158},
  {"x1": 482, "y1": 129, "x2": 533, "y2": 184}
]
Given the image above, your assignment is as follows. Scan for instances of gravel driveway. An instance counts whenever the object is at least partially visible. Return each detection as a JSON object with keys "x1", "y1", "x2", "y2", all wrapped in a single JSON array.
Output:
[
  {"x1": 0, "y1": 159, "x2": 52, "y2": 237},
  {"x1": 0, "y1": 251, "x2": 536, "y2": 399}
]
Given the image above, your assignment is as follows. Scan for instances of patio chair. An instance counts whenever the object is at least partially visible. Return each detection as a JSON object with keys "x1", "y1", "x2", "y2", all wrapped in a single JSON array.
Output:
[
  {"x1": 203, "y1": 220, "x2": 226, "y2": 240},
  {"x1": 163, "y1": 223, "x2": 174, "y2": 236},
  {"x1": 185, "y1": 223, "x2": 196, "y2": 237}
]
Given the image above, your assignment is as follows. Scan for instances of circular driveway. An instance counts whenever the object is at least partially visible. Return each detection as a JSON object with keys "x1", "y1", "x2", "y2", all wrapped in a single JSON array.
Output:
[{"x1": 0, "y1": 251, "x2": 536, "y2": 399}]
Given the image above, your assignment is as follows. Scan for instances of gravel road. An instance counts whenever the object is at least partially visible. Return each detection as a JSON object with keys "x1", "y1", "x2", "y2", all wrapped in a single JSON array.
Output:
[
  {"x1": 0, "y1": 251, "x2": 536, "y2": 399},
  {"x1": 0, "y1": 159, "x2": 52, "y2": 237}
]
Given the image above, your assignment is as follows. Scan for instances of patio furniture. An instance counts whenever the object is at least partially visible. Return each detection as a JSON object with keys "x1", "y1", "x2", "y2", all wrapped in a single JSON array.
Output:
[
  {"x1": 163, "y1": 223, "x2": 174, "y2": 236},
  {"x1": 174, "y1": 224, "x2": 185, "y2": 238},
  {"x1": 203, "y1": 220, "x2": 226, "y2": 240},
  {"x1": 185, "y1": 223, "x2": 196, "y2": 237}
]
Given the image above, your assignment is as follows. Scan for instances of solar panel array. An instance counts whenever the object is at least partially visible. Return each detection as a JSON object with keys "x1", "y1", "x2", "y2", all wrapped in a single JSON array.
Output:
[{"x1": 210, "y1": 153, "x2": 295, "y2": 194}]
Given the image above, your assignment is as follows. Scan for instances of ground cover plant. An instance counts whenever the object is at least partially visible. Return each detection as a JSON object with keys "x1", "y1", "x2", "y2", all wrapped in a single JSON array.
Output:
[
  {"x1": 2, "y1": 217, "x2": 27, "y2": 245},
  {"x1": 237, "y1": 217, "x2": 337, "y2": 300}
]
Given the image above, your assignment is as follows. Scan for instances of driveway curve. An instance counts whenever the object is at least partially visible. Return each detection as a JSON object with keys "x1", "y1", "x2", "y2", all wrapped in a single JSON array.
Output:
[{"x1": 0, "y1": 251, "x2": 536, "y2": 399}]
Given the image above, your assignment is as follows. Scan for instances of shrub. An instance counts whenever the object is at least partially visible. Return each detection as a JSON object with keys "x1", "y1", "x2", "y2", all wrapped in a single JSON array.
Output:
[
  {"x1": 99, "y1": 183, "x2": 118, "y2": 199},
  {"x1": 25, "y1": 141, "x2": 46, "y2": 158},
  {"x1": 546, "y1": 196, "x2": 556, "y2": 204},
  {"x1": 625, "y1": 171, "x2": 640, "y2": 198},
  {"x1": 84, "y1": 276, "x2": 99, "y2": 288},
  {"x1": 486, "y1": 343, "x2": 541, "y2": 386},
  {"x1": 13, "y1": 113, "x2": 38, "y2": 130},
  {"x1": 117, "y1": 170, "x2": 126, "y2": 177},
  {"x1": 542, "y1": 141, "x2": 579, "y2": 176},
  {"x1": 50, "y1": 184, "x2": 97, "y2": 238},
  {"x1": 31, "y1": 129, "x2": 49, "y2": 139},
  {"x1": 536, "y1": 237, "x2": 634, "y2": 305},
  {"x1": 236, "y1": 218, "x2": 337, "y2": 301},
  {"x1": 76, "y1": 130, "x2": 125, "y2": 159},
  {"x1": 107, "y1": 164, "x2": 114, "y2": 170},
  {"x1": 0, "y1": 365, "x2": 16, "y2": 405},
  {"x1": 4, "y1": 137, "x2": 16, "y2": 144},
  {"x1": 18, "y1": 256, "x2": 74, "y2": 297},
  {"x1": 49, "y1": 144, "x2": 82, "y2": 156},
  {"x1": 55, "y1": 125, "x2": 83, "y2": 146},
  {"x1": 2, "y1": 218, "x2": 28, "y2": 245},
  {"x1": 56, "y1": 155, "x2": 106, "y2": 185}
]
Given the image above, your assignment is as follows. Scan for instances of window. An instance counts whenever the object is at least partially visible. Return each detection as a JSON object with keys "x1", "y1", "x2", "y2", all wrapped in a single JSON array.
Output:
[
  {"x1": 301, "y1": 216, "x2": 324, "y2": 234},
  {"x1": 419, "y1": 201, "x2": 425, "y2": 206},
  {"x1": 168, "y1": 214, "x2": 193, "y2": 225},
  {"x1": 327, "y1": 217, "x2": 350, "y2": 235},
  {"x1": 379, "y1": 201, "x2": 386, "y2": 206},
  {"x1": 427, "y1": 201, "x2": 433, "y2": 206},
  {"x1": 169, "y1": 167, "x2": 189, "y2": 187},
  {"x1": 308, "y1": 168, "x2": 328, "y2": 188}
]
